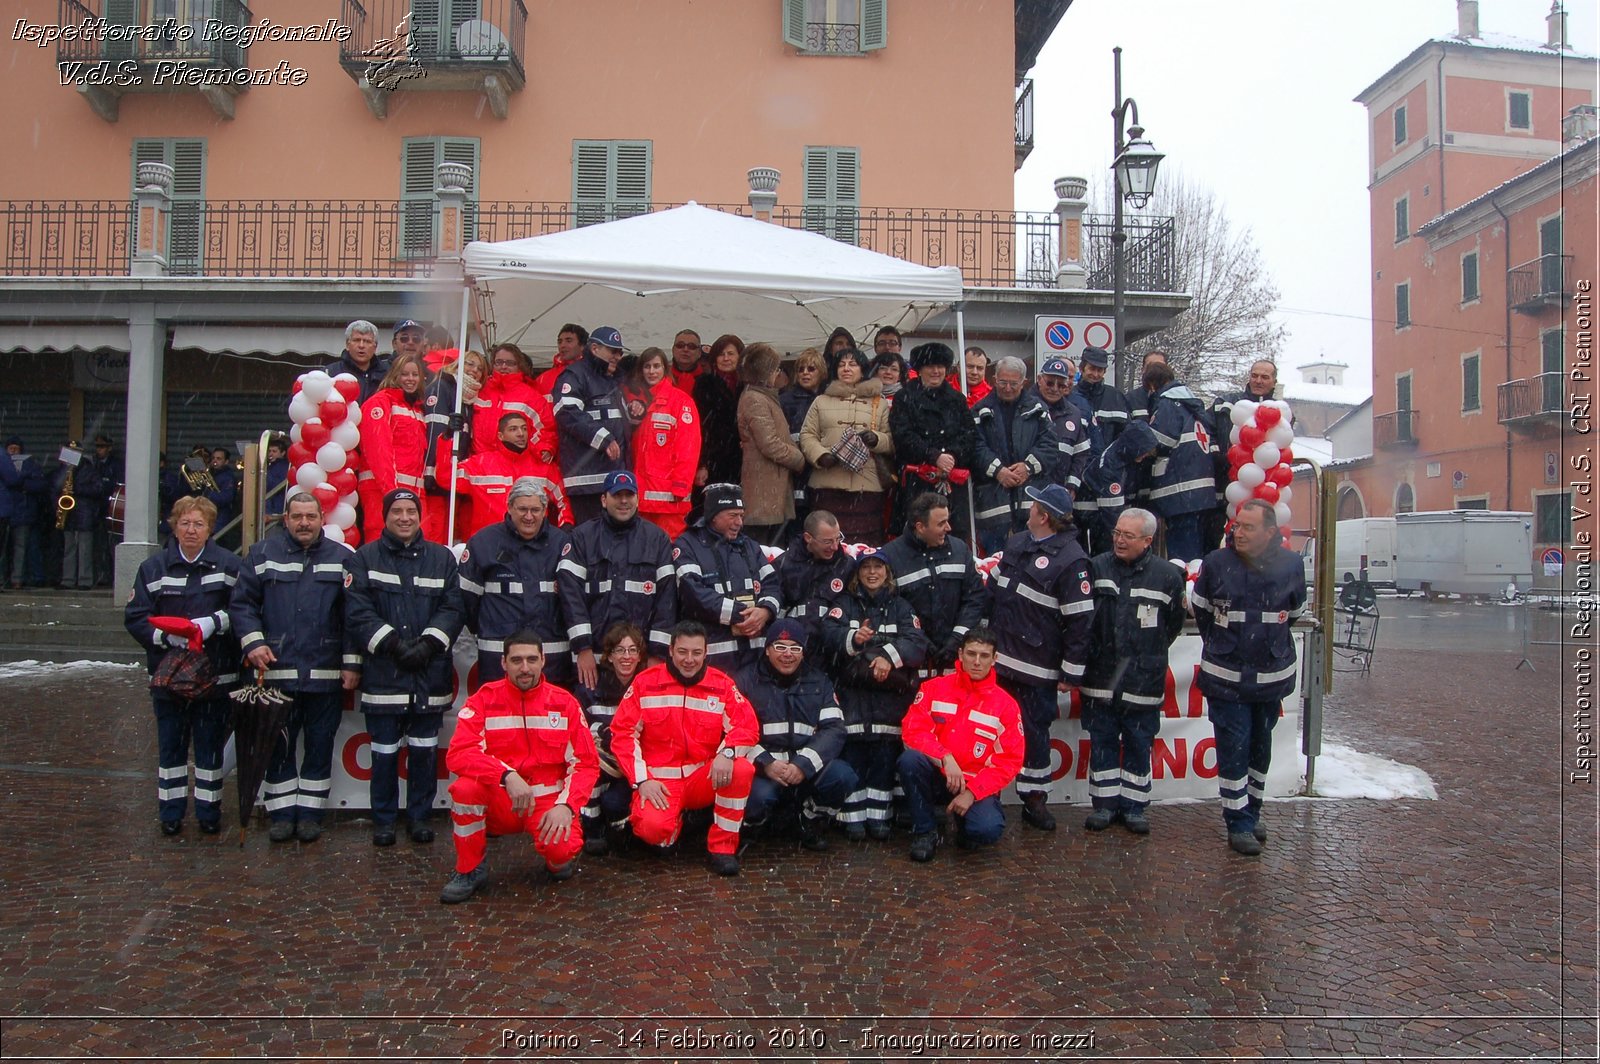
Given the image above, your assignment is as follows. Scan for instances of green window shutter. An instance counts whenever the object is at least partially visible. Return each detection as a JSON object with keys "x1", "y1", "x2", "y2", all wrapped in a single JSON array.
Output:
[
  {"x1": 612, "y1": 141, "x2": 651, "y2": 219},
  {"x1": 782, "y1": 0, "x2": 806, "y2": 48},
  {"x1": 803, "y1": 146, "x2": 859, "y2": 244},
  {"x1": 572, "y1": 141, "x2": 651, "y2": 226},
  {"x1": 1462, "y1": 355, "x2": 1479, "y2": 411},
  {"x1": 446, "y1": 0, "x2": 481, "y2": 57},
  {"x1": 409, "y1": 0, "x2": 443, "y2": 60},
  {"x1": 132, "y1": 138, "x2": 204, "y2": 274},
  {"x1": 401, "y1": 137, "x2": 440, "y2": 256},
  {"x1": 860, "y1": 0, "x2": 886, "y2": 50},
  {"x1": 105, "y1": 0, "x2": 137, "y2": 60},
  {"x1": 441, "y1": 136, "x2": 479, "y2": 241}
]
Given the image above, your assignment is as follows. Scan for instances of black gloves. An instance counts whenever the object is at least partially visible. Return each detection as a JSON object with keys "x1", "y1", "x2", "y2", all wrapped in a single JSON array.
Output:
[
  {"x1": 816, "y1": 453, "x2": 840, "y2": 469},
  {"x1": 858, "y1": 430, "x2": 880, "y2": 448},
  {"x1": 393, "y1": 637, "x2": 436, "y2": 673}
]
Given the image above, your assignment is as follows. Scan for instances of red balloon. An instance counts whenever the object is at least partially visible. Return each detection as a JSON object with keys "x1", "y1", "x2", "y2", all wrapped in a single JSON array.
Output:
[
  {"x1": 300, "y1": 417, "x2": 332, "y2": 450},
  {"x1": 1253, "y1": 482, "x2": 1281, "y2": 505},
  {"x1": 291, "y1": 379, "x2": 303, "y2": 395},
  {"x1": 333, "y1": 378, "x2": 360, "y2": 404},
  {"x1": 1228, "y1": 444, "x2": 1252, "y2": 469},
  {"x1": 1279, "y1": 446, "x2": 1294, "y2": 465},
  {"x1": 1239, "y1": 425, "x2": 1267, "y2": 450},
  {"x1": 1254, "y1": 405, "x2": 1283, "y2": 429},
  {"x1": 319, "y1": 399, "x2": 349, "y2": 427},
  {"x1": 287, "y1": 442, "x2": 314, "y2": 468},
  {"x1": 1270, "y1": 463, "x2": 1295, "y2": 487},
  {"x1": 327, "y1": 467, "x2": 358, "y2": 497},
  {"x1": 311, "y1": 483, "x2": 340, "y2": 512}
]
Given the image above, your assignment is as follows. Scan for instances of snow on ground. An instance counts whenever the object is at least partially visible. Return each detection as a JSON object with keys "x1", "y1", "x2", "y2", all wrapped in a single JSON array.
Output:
[
  {"x1": 0, "y1": 660, "x2": 142, "y2": 682},
  {"x1": 1293, "y1": 740, "x2": 1438, "y2": 800}
]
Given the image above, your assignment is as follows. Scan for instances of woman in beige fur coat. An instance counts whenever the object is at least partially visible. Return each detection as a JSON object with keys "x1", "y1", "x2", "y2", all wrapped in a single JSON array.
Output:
[{"x1": 798, "y1": 347, "x2": 895, "y2": 546}]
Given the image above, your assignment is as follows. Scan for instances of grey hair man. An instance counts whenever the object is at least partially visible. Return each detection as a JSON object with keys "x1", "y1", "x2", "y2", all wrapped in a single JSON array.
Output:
[{"x1": 329, "y1": 319, "x2": 391, "y2": 404}]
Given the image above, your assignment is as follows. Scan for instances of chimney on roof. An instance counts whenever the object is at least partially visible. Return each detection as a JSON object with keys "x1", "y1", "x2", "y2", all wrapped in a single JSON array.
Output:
[
  {"x1": 1546, "y1": 2, "x2": 1568, "y2": 49},
  {"x1": 1564, "y1": 104, "x2": 1598, "y2": 147},
  {"x1": 1456, "y1": 0, "x2": 1479, "y2": 39}
]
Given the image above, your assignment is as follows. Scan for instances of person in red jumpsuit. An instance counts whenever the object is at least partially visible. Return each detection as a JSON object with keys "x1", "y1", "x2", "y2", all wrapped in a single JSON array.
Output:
[
  {"x1": 609, "y1": 620, "x2": 758, "y2": 876},
  {"x1": 439, "y1": 411, "x2": 570, "y2": 538},
  {"x1": 357, "y1": 352, "x2": 430, "y2": 542},
  {"x1": 897, "y1": 627, "x2": 1024, "y2": 862},
  {"x1": 628, "y1": 346, "x2": 700, "y2": 540},
  {"x1": 440, "y1": 630, "x2": 600, "y2": 904}
]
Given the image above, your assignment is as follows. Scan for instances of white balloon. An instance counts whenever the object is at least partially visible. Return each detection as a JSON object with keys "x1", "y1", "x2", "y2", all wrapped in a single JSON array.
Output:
[
  {"x1": 1231, "y1": 400, "x2": 1259, "y2": 426},
  {"x1": 321, "y1": 523, "x2": 345, "y2": 545},
  {"x1": 1279, "y1": 485, "x2": 1294, "y2": 505},
  {"x1": 1225, "y1": 480, "x2": 1252, "y2": 505},
  {"x1": 1267, "y1": 422, "x2": 1295, "y2": 449},
  {"x1": 340, "y1": 491, "x2": 359, "y2": 509},
  {"x1": 1253, "y1": 442, "x2": 1281, "y2": 469},
  {"x1": 1226, "y1": 501, "x2": 1240, "y2": 521},
  {"x1": 1274, "y1": 501, "x2": 1293, "y2": 527},
  {"x1": 1229, "y1": 424, "x2": 1242, "y2": 447},
  {"x1": 299, "y1": 371, "x2": 334, "y2": 404},
  {"x1": 288, "y1": 392, "x2": 317, "y2": 424},
  {"x1": 346, "y1": 401, "x2": 362, "y2": 426},
  {"x1": 289, "y1": 422, "x2": 304, "y2": 446},
  {"x1": 315, "y1": 441, "x2": 348, "y2": 473},
  {"x1": 330, "y1": 502, "x2": 357, "y2": 530},
  {"x1": 295, "y1": 461, "x2": 326, "y2": 492},
  {"x1": 331, "y1": 421, "x2": 360, "y2": 452},
  {"x1": 1236, "y1": 462, "x2": 1266, "y2": 489}
]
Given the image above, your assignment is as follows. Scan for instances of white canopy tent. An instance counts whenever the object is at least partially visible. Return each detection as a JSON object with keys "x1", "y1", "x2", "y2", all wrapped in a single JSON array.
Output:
[{"x1": 460, "y1": 202, "x2": 965, "y2": 352}]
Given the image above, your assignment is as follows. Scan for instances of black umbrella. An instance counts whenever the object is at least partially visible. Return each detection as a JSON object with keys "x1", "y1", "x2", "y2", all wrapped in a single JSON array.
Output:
[{"x1": 229, "y1": 668, "x2": 294, "y2": 845}]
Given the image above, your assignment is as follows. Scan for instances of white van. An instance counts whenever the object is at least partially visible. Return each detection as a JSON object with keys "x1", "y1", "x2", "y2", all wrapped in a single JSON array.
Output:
[{"x1": 1334, "y1": 518, "x2": 1398, "y2": 587}]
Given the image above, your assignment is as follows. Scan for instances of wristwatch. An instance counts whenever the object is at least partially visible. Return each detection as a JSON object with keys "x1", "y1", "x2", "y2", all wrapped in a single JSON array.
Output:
[{"x1": 719, "y1": 746, "x2": 736, "y2": 760}]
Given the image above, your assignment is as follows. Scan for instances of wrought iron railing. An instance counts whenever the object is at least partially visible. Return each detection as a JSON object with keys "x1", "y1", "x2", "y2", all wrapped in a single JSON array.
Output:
[
  {"x1": 0, "y1": 198, "x2": 1183, "y2": 292},
  {"x1": 1373, "y1": 409, "x2": 1419, "y2": 449},
  {"x1": 1015, "y1": 78, "x2": 1035, "y2": 164},
  {"x1": 338, "y1": 0, "x2": 527, "y2": 83},
  {"x1": 57, "y1": 0, "x2": 251, "y2": 70},
  {"x1": 1498, "y1": 372, "x2": 1565, "y2": 424},
  {"x1": 804, "y1": 21, "x2": 860, "y2": 53},
  {"x1": 1508, "y1": 253, "x2": 1572, "y2": 311},
  {"x1": 1084, "y1": 213, "x2": 1178, "y2": 293}
]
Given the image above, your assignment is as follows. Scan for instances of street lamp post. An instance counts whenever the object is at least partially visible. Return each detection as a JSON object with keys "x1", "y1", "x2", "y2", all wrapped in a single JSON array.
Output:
[{"x1": 1109, "y1": 45, "x2": 1164, "y2": 386}]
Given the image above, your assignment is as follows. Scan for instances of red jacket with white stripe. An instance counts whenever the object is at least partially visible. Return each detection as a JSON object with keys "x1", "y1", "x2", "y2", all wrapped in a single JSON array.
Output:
[
  {"x1": 902, "y1": 668, "x2": 1025, "y2": 801},
  {"x1": 609, "y1": 663, "x2": 759, "y2": 785},
  {"x1": 358, "y1": 387, "x2": 428, "y2": 496},
  {"x1": 446, "y1": 676, "x2": 600, "y2": 807},
  {"x1": 631, "y1": 382, "x2": 701, "y2": 517},
  {"x1": 436, "y1": 438, "x2": 571, "y2": 536},
  {"x1": 472, "y1": 373, "x2": 560, "y2": 464}
]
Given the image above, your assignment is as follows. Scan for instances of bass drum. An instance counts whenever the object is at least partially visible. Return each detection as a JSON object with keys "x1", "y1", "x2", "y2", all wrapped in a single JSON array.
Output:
[{"x1": 106, "y1": 487, "x2": 126, "y2": 537}]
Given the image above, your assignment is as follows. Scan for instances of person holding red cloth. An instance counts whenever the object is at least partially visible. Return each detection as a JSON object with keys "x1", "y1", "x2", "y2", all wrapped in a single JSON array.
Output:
[
  {"x1": 896, "y1": 627, "x2": 1024, "y2": 862},
  {"x1": 440, "y1": 631, "x2": 600, "y2": 904},
  {"x1": 609, "y1": 620, "x2": 758, "y2": 876}
]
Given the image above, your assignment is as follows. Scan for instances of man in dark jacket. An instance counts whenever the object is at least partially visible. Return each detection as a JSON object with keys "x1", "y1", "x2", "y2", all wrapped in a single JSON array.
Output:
[
  {"x1": 554, "y1": 324, "x2": 632, "y2": 526},
  {"x1": 1081, "y1": 507, "x2": 1186, "y2": 836},
  {"x1": 674, "y1": 482, "x2": 780, "y2": 675},
  {"x1": 971, "y1": 357, "x2": 1058, "y2": 555},
  {"x1": 734, "y1": 618, "x2": 856, "y2": 851},
  {"x1": 1207, "y1": 360, "x2": 1280, "y2": 553},
  {"x1": 459, "y1": 478, "x2": 572, "y2": 689},
  {"x1": 1030, "y1": 356, "x2": 1092, "y2": 498},
  {"x1": 1191, "y1": 498, "x2": 1306, "y2": 856},
  {"x1": 1145, "y1": 363, "x2": 1220, "y2": 562},
  {"x1": 1125, "y1": 350, "x2": 1168, "y2": 422},
  {"x1": 983, "y1": 483, "x2": 1092, "y2": 831},
  {"x1": 343, "y1": 488, "x2": 464, "y2": 847},
  {"x1": 2, "y1": 436, "x2": 48, "y2": 588},
  {"x1": 230, "y1": 492, "x2": 360, "y2": 843},
  {"x1": 1074, "y1": 346, "x2": 1131, "y2": 458},
  {"x1": 889, "y1": 342, "x2": 977, "y2": 534},
  {"x1": 772, "y1": 509, "x2": 855, "y2": 657},
  {"x1": 53, "y1": 444, "x2": 105, "y2": 590},
  {"x1": 326, "y1": 319, "x2": 392, "y2": 405},
  {"x1": 880, "y1": 492, "x2": 984, "y2": 678}
]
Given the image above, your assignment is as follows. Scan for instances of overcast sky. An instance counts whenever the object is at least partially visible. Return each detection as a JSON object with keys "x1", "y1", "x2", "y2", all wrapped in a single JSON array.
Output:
[{"x1": 1015, "y1": 0, "x2": 1599, "y2": 394}]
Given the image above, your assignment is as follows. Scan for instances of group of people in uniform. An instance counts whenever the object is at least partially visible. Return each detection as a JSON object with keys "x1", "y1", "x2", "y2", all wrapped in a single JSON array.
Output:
[{"x1": 125, "y1": 393, "x2": 1306, "y2": 902}]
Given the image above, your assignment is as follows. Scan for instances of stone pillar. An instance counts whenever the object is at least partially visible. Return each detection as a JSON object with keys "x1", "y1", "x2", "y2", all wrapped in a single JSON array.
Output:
[
  {"x1": 435, "y1": 161, "x2": 473, "y2": 267},
  {"x1": 1054, "y1": 176, "x2": 1089, "y2": 290},
  {"x1": 130, "y1": 162, "x2": 173, "y2": 278},
  {"x1": 115, "y1": 307, "x2": 165, "y2": 600},
  {"x1": 747, "y1": 167, "x2": 780, "y2": 221}
]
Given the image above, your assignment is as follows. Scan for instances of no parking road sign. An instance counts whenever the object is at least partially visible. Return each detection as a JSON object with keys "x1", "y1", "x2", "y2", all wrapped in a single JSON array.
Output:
[{"x1": 1034, "y1": 315, "x2": 1114, "y2": 375}]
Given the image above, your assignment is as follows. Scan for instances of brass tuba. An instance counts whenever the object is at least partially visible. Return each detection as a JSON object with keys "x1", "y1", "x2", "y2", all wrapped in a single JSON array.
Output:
[
  {"x1": 55, "y1": 441, "x2": 79, "y2": 530},
  {"x1": 182, "y1": 450, "x2": 219, "y2": 495}
]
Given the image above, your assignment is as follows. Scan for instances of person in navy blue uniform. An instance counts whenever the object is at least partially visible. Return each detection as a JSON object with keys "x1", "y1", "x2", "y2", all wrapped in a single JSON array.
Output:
[
  {"x1": 263, "y1": 435, "x2": 289, "y2": 521},
  {"x1": 1143, "y1": 362, "x2": 1221, "y2": 562},
  {"x1": 459, "y1": 478, "x2": 571, "y2": 690},
  {"x1": 2, "y1": 436, "x2": 49, "y2": 589},
  {"x1": 673, "y1": 482, "x2": 780, "y2": 675},
  {"x1": 982, "y1": 482, "x2": 1093, "y2": 832},
  {"x1": 1030, "y1": 357, "x2": 1092, "y2": 499},
  {"x1": 734, "y1": 618, "x2": 856, "y2": 851},
  {"x1": 229, "y1": 492, "x2": 359, "y2": 843},
  {"x1": 1072, "y1": 346, "x2": 1131, "y2": 456},
  {"x1": 554, "y1": 324, "x2": 632, "y2": 526},
  {"x1": 206, "y1": 447, "x2": 241, "y2": 548},
  {"x1": 343, "y1": 488, "x2": 464, "y2": 847},
  {"x1": 1190, "y1": 498, "x2": 1306, "y2": 856},
  {"x1": 770, "y1": 509, "x2": 855, "y2": 662},
  {"x1": 1076, "y1": 420, "x2": 1158, "y2": 557},
  {"x1": 879, "y1": 492, "x2": 985, "y2": 681},
  {"x1": 971, "y1": 357, "x2": 1058, "y2": 555},
  {"x1": 124, "y1": 495, "x2": 241, "y2": 835}
]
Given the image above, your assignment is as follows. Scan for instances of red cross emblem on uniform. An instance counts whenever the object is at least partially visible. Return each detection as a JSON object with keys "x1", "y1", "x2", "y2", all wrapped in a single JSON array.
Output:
[
  {"x1": 830, "y1": 578, "x2": 843, "y2": 593},
  {"x1": 547, "y1": 711, "x2": 562, "y2": 728},
  {"x1": 1109, "y1": 482, "x2": 1122, "y2": 495},
  {"x1": 1278, "y1": 610, "x2": 1288, "y2": 623},
  {"x1": 1194, "y1": 420, "x2": 1210, "y2": 450},
  {"x1": 642, "y1": 581, "x2": 654, "y2": 595},
  {"x1": 1034, "y1": 556, "x2": 1049, "y2": 569}
]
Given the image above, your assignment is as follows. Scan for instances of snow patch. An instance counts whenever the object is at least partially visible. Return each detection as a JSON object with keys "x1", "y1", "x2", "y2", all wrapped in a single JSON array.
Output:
[
  {"x1": 0, "y1": 659, "x2": 142, "y2": 681},
  {"x1": 1296, "y1": 741, "x2": 1437, "y2": 801}
]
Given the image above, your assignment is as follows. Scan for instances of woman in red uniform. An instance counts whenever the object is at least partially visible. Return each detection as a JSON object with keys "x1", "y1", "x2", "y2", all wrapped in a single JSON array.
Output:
[
  {"x1": 629, "y1": 346, "x2": 700, "y2": 540},
  {"x1": 357, "y1": 352, "x2": 431, "y2": 541}
]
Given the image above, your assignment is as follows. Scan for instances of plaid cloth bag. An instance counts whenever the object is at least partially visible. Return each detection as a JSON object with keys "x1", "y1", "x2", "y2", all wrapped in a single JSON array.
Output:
[
  {"x1": 151, "y1": 648, "x2": 218, "y2": 702},
  {"x1": 831, "y1": 426, "x2": 872, "y2": 473}
]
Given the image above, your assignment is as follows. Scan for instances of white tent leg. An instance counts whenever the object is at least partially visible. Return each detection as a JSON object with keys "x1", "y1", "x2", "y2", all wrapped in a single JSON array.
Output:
[
  {"x1": 446, "y1": 283, "x2": 472, "y2": 545},
  {"x1": 955, "y1": 308, "x2": 979, "y2": 552}
]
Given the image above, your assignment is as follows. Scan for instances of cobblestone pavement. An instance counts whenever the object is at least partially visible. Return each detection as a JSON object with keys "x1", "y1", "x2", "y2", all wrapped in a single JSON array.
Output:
[{"x1": 0, "y1": 603, "x2": 1593, "y2": 1061}]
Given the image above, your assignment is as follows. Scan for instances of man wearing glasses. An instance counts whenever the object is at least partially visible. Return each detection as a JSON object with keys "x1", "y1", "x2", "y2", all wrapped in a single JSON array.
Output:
[{"x1": 669, "y1": 329, "x2": 705, "y2": 392}]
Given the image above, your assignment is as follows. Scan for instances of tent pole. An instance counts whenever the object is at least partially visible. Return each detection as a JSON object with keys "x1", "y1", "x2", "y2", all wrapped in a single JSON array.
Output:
[
  {"x1": 446, "y1": 282, "x2": 471, "y2": 545},
  {"x1": 955, "y1": 307, "x2": 978, "y2": 553}
]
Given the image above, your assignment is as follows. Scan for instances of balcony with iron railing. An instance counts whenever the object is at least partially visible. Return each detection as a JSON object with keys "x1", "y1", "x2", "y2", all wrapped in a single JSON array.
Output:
[
  {"x1": 803, "y1": 21, "x2": 860, "y2": 53},
  {"x1": 0, "y1": 198, "x2": 1184, "y2": 293},
  {"x1": 1509, "y1": 253, "x2": 1572, "y2": 313},
  {"x1": 1497, "y1": 372, "x2": 1565, "y2": 432},
  {"x1": 1015, "y1": 78, "x2": 1034, "y2": 170},
  {"x1": 56, "y1": 0, "x2": 253, "y2": 121},
  {"x1": 1373, "y1": 409, "x2": 1419, "y2": 450},
  {"x1": 337, "y1": 0, "x2": 527, "y2": 117}
]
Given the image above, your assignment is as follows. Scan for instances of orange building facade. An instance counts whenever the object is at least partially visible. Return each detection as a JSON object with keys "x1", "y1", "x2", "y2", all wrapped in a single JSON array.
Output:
[{"x1": 1336, "y1": 5, "x2": 1597, "y2": 586}]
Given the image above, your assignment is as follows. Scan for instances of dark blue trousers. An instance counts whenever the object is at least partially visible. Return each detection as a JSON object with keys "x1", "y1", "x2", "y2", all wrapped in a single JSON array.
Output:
[
  {"x1": 152, "y1": 692, "x2": 231, "y2": 827},
  {"x1": 999, "y1": 678, "x2": 1059, "y2": 797},
  {"x1": 262, "y1": 691, "x2": 343, "y2": 824},
  {"x1": 1207, "y1": 699, "x2": 1280, "y2": 832},
  {"x1": 746, "y1": 758, "x2": 859, "y2": 825},
  {"x1": 895, "y1": 747, "x2": 1006, "y2": 846},
  {"x1": 839, "y1": 739, "x2": 900, "y2": 828},
  {"x1": 1083, "y1": 698, "x2": 1160, "y2": 813},
  {"x1": 365, "y1": 711, "x2": 442, "y2": 827}
]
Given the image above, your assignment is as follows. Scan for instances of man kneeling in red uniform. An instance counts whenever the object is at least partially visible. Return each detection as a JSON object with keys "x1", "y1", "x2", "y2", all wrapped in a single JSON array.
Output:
[
  {"x1": 610, "y1": 620, "x2": 759, "y2": 876},
  {"x1": 440, "y1": 630, "x2": 599, "y2": 903},
  {"x1": 897, "y1": 627, "x2": 1024, "y2": 862}
]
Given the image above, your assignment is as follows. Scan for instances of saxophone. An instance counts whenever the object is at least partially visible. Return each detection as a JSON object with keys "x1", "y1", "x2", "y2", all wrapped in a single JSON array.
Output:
[{"x1": 55, "y1": 442, "x2": 79, "y2": 530}]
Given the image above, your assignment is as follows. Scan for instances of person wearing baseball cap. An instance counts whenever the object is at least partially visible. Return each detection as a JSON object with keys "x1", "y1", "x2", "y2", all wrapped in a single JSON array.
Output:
[
  {"x1": 1074, "y1": 345, "x2": 1131, "y2": 460},
  {"x1": 343, "y1": 486, "x2": 465, "y2": 847},
  {"x1": 672, "y1": 482, "x2": 781, "y2": 674},
  {"x1": 392, "y1": 319, "x2": 427, "y2": 362},
  {"x1": 1028, "y1": 356, "x2": 1092, "y2": 502},
  {"x1": 553, "y1": 325, "x2": 632, "y2": 526}
]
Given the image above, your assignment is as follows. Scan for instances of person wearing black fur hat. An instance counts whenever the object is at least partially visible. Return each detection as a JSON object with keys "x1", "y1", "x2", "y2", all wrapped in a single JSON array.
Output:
[{"x1": 889, "y1": 343, "x2": 977, "y2": 537}]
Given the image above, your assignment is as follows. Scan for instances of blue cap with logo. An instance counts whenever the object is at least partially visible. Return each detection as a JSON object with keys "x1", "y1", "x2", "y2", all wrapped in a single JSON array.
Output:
[
  {"x1": 602, "y1": 470, "x2": 638, "y2": 495},
  {"x1": 1024, "y1": 482, "x2": 1076, "y2": 519},
  {"x1": 1039, "y1": 357, "x2": 1072, "y2": 379},
  {"x1": 590, "y1": 325, "x2": 626, "y2": 351},
  {"x1": 393, "y1": 319, "x2": 423, "y2": 334},
  {"x1": 1080, "y1": 345, "x2": 1109, "y2": 368}
]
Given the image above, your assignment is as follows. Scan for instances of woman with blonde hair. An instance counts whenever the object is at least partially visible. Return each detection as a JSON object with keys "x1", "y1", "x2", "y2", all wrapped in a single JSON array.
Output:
[
  {"x1": 358, "y1": 351, "x2": 431, "y2": 541},
  {"x1": 798, "y1": 347, "x2": 895, "y2": 547},
  {"x1": 422, "y1": 348, "x2": 490, "y2": 542},
  {"x1": 628, "y1": 346, "x2": 700, "y2": 539}
]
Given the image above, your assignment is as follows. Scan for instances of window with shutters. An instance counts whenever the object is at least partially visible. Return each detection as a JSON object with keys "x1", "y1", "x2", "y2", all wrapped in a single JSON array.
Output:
[
  {"x1": 1393, "y1": 196, "x2": 1408, "y2": 242},
  {"x1": 407, "y1": 0, "x2": 483, "y2": 62},
  {"x1": 132, "y1": 139, "x2": 205, "y2": 275},
  {"x1": 1395, "y1": 282, "x2": 1411, "y2": 328},
  {"x1": 783, "y1": 0, "x2": 886, "y2": 54},
  {"x1": 1461, "y1": 352, "x2": 1480, "y2": 413},
  {"x1": 1393, "y1": 105, "x2": 1407, "y2": 146},
  {"x1": 1461, "y1": 251, "x2": 1479, "y2": 304},
  {"x1": 802, "y1": 147, "x2": 859, "y2": 244},
  {"x1": 571, "y1": 141, "x2": 652, "y2": 227},
  {"x1": 1508, "y1": 90, "x2": 1532, "y2": 132},
  {"x1": 400, "y1": 137, "x2": 479, "y2": 258}
]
